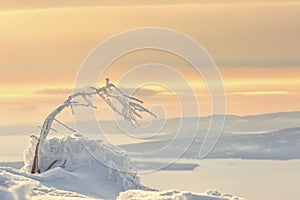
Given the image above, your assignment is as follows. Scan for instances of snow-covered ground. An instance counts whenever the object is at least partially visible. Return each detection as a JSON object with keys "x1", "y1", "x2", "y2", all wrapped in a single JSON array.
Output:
[
  {"x1": 118, "y1": 189, "x2": 242, "y2": 200},
  {"x1": 0, "y1": 134, "x2": 245, "y2": 200},
  {"x1": 0, "y1": 166, "x2": 97, "y2": 200}
]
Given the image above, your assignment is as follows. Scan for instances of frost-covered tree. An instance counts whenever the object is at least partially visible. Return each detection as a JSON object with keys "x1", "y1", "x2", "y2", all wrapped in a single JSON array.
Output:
[{"x1": 31, "y1": 78, "x2": 156, "y2": 174}]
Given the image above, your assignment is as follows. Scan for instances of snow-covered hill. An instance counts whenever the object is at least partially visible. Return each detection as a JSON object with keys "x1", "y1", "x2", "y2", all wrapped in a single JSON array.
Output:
[
  {"x1": 0, "y1": 134, "x2": 245, "y2": 200},
  {"x1": 121, "y1": 126, "x2": 300, "y2": 160}
]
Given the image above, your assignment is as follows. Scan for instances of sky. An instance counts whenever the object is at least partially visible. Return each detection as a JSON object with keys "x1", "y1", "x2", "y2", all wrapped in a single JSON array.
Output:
[{"x1": 0, "y1": 0, "x2": 300, "y2": 125}]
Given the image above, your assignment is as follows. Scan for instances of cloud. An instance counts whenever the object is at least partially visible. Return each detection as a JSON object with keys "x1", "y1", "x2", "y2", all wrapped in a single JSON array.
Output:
[
  {"x1": 34, "y1": 88, "x2": 73, "y2": 95},
  {"x1": 34, "y1": 86, "x2": 159, "y2": 97},
  {"x1": 232, "y1": 91, "x2": 289, "y2": 96},
  {"x1": 119, "y1": 87, "x2": 160, "y2": 97},
  {"x1": 1, "y1": 0, "x2": 299, "y2": 12},
  {"x1": 12, "y1": 105, "x2": 38, "y2": 113}
]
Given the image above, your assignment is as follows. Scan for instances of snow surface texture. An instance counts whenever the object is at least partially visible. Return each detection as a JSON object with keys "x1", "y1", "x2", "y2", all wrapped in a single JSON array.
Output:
[
  {"x1": 0, "y1": 134, "x2": 245, "y2": 199},
  {"x1": 22, "y1": 134, "x2": 137, "y2": 175},
  {"x1": 21, "y1": 134, "x2": 145, "y2": 199},
  {"x1": 118, "y1": 190, "x2": 245, "y2": 200},
  {"x1": 0, "y1": 167, "x2": 96, "y2": 200}
]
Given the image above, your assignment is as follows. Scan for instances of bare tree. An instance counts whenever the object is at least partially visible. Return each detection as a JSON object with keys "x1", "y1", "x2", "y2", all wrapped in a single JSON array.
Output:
[{"x1": 31, "y1": 78, "x2": 156, "y2": 174}]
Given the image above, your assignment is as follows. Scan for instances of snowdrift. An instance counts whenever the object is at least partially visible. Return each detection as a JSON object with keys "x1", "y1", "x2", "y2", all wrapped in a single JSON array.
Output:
[
  {"x1": 21, "y1": 134, "x2": 145, "y2": 199},
  {"x1": 22, "y1": 134, "x2": 139, "y2": 180},
  {"x1": 0, "y1": 166, "x2": 96, "y2": 200},
  {"x1": 118, "y1": 189, "x2": 244, "y2": 200},
  {"x1": 0, "y1": 134, "x2": 245, "y2": 199}
]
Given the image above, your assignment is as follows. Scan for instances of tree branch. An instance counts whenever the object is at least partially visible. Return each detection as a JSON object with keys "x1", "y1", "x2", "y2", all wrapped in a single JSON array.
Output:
[{"x1": 31, "y1": 78, "x2": 156, "y2": 173}]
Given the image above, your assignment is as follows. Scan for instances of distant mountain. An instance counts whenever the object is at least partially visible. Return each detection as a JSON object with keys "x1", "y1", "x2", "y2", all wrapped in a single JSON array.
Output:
[
  {"x1": 1, "y1": 111, "x2": 300, "y2": 136},
  {"x1": 120, "y1": 126, "x2": 300, "y2": 160}
]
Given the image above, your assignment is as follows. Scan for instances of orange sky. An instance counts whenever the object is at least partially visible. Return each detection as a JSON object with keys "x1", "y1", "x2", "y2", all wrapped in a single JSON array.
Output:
[{"x1": 0, "y1": 1, "x2": 299, "y2": 125}]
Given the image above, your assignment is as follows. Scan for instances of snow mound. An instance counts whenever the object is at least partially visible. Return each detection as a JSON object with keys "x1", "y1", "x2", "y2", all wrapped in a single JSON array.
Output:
[
  {"x1": 0, "y1": 166, "x2": 97, "y2": 200},
  {"x1": 20, "y1": 134, "x2": 145, "y2": 199},
  {"x1": 117, "y1": 189, "x2": 246, "y2": 200},
  {"x1": 22, "y1": 134, "x2": 135, "y2": 174}
]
